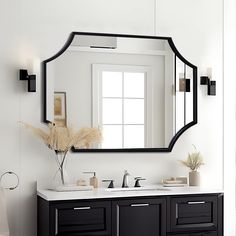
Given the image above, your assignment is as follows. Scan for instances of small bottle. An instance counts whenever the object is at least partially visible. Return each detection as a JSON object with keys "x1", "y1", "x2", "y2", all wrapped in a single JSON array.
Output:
[{"x1": 83, "y1": 172, "x2": 98, "y2": 188}]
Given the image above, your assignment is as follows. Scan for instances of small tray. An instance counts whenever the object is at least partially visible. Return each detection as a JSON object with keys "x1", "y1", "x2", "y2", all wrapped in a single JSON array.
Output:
[
  {"x1": 50, "y1": 185, "x2": 94, "y2": 192},
  {"x1": 163, "y1": 183, "x2": 186, "y2": 187},
  {"x1": 164, "y1": 180, "x2": 183, "y2": 184}
]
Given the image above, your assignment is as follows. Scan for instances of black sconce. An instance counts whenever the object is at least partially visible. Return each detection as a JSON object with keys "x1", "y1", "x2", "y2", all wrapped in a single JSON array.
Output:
[
  {"x1": 19, "y1": 69, "x2": 36, "y2": 92},
  {"x1": 200, "y1": 76, "x2": 216, "y2": 96}
]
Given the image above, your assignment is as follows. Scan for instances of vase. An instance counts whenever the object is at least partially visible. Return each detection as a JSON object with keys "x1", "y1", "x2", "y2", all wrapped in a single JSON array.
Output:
[
  {"x1": 189, "y1": 171, "x2": 200, "y2": 186},
  {"x1": 52, "y1": 152, "x2": 70, "y2": 188},
  {"x1": 58, "y1": 164, "x2": 70, "y2": 185}
]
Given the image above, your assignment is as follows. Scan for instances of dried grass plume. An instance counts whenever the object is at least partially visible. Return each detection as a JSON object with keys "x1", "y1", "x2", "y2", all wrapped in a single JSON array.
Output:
[
  {"x1": 20, "y1": 122, "x2": 102, "y2": 152},
  {"x1": 180, "y1": 145, "x2": 204, "y2": 171}
]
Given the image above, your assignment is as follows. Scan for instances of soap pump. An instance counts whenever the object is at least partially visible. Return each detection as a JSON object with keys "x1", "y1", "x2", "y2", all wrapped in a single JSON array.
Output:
[{"x1": 83, "y1": 172, "x2": 98, "y2": 188}]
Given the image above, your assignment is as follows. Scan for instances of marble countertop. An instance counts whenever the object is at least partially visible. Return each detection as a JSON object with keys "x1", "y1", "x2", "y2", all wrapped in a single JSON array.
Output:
[{"x1": 37, "y1": 185, "x2": 224, "y2": 201}]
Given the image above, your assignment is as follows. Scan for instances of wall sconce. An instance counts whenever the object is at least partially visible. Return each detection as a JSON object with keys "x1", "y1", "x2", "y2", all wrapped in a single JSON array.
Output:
[
  {"x1": 19, "y1": 69, "x2": 36, "y2": 92},
  {"x1": 200, "y1": 68, "x2": 216, "y2": 96},
  {"x1": 179, "y1": 73, "x2": 190, "y2": 92}
]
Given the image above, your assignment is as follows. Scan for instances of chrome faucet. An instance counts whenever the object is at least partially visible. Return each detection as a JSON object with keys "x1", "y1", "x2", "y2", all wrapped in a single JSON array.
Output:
[{"x1": 122, "y1": 170, "x2": 130, "y2": 188}]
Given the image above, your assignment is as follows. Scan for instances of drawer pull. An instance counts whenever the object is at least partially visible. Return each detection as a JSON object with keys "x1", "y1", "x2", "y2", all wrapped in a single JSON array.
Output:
[
  {"x1": 187, "y1": 201, "x2": 206, "y2": 205},
  {"x1": 176, "y1": 204, "x2": 178, "y2": 219},
  {"x1": 74, "y1": 207, "x2": 91, "y2": 210},
  {"x1": 131, "y1": 203, "x2": 149, "y2": 207},
  {"x1": 55, "y1": 208, "x2": 58, "y2": 235}
]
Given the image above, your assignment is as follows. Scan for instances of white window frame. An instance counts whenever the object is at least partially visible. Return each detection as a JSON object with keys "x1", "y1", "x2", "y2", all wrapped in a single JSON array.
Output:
[{"x1": 92, "y1": 64, "x2": 153, "y2": 148}]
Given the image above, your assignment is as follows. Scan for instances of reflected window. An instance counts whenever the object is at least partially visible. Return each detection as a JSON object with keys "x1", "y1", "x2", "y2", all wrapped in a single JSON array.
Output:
[{"x1": 93, "y1": 64, "x2": 152, "y2": 148}]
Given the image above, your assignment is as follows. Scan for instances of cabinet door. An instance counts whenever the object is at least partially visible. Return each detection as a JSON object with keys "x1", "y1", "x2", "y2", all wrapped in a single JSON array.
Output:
[
  {"x1": 168, "y1": 195, "x2": 218, "y2": 233},
  {"x1": 112, "y1": 198, "x2": 166, "y2": 236},
  {"x1": 50, "y1": 200, "x2": 111, "y2": 236}
]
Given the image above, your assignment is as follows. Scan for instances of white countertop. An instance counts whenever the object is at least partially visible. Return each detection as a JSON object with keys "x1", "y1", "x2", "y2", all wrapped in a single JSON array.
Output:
[{"x1": 37, "y1": 186, "x2": 223, "y2": 201}]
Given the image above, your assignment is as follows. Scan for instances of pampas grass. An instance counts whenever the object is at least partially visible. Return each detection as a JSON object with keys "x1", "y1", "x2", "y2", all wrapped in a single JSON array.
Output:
[
  {"x1": 20, "y1": 122, "x2": 102, "y2": 152},
  {"x1": 180, "y1": 145, "x2": 204, "y2": 171},
  {"x1": 20, "y1": 122, "x2": 102, "y2": 185}
]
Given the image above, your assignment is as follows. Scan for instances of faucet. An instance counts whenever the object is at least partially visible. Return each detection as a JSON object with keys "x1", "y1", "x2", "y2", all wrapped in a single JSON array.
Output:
[{"x1": 122, "y1": 170, "x2": 130, "y2": 188}]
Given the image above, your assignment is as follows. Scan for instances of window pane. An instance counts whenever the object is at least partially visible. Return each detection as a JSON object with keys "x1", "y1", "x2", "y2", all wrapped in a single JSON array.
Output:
[
  {"x1": 102, "y1": 98, "x2": 122, "y2": 124},
  {"x1": 102, "y1": 71, "x2": 122, "y2": 97},
  {"x1": 124, "y1": 72, "x2": 145, "y2": 98},
  {"x1": 124, "y1": 125, "x2": 144, "y2": 148},
  {"x1": 124, "y1": 99, "x2": 144, "y2": 124},
  {"x1": 102, "y1": 125, "x2": 122, "y2": 148}
]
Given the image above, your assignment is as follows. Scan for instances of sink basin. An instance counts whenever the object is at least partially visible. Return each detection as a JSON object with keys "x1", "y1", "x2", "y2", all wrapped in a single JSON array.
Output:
[{"x1": 105, "y1": 186, "x2": 170, "y2": 192}]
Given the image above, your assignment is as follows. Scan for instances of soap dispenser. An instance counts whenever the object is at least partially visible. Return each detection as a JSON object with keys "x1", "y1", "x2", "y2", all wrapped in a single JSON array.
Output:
[{"x1": 83, "y1": 172, "x2": 98, "y2": 188}]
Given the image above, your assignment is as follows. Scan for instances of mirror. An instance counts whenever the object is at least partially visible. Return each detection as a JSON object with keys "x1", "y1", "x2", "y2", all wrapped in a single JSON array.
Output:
[{"x1": 43, "y1": 32, "x2": 197, "y2": 152}]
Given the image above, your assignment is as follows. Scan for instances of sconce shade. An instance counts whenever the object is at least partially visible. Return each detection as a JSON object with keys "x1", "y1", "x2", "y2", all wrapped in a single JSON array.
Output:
[
  {"x1": 19, "y1": 69, "x2": 36, "y2": 92},
  {"x1": 28, "y1": 75, "x2": 36, "y2": 92},
  {"x1": 200, "y1": 76, "x2": 216, "y2": 96},
  {"x1": 208, "y1": 81, "x2": 216, "y2": 96}
]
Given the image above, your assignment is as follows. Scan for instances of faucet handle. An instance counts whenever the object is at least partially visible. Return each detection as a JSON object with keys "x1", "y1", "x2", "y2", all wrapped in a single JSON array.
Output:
[
  {"x1": 134, "y1": 177, "x2": 146, "y2": 187},
  {"x1": 102, "y1": 179, "x2": 115, "y2": 188}
]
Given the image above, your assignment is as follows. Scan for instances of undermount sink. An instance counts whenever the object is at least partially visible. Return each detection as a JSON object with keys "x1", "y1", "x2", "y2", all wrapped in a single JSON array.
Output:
[{"x1": 105, "y1": 186, "x2": 171, "y2": 192}]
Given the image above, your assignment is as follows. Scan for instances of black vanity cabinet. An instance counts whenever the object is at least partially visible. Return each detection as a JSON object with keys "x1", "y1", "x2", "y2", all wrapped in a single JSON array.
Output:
[
  {"x1": 112, "y1": 198, "x2": 166, "y2": 236},
  {"x1": 37, "y1": 193, "x2": 223, "y2": 236}
]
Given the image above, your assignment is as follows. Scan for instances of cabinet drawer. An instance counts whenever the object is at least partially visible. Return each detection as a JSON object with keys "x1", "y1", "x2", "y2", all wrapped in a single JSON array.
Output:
[
  {"x1": 169, "y1": 196, "x2": 218, "y2": 232},
  {"x1": 170, "y1": 231, "x2": 217, "y2": 236},
  {"x1": 112, "y1": 198, "x2": 166, "y2": 236},
  {"x1": 51, "y1": 201, "x2": 111, "y2": 235}
]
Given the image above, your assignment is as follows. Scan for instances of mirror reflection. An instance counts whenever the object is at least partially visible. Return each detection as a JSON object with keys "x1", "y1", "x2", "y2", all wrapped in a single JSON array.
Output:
[{"x1": 44, "y1": 33, "x2": 197, "y2": 151}]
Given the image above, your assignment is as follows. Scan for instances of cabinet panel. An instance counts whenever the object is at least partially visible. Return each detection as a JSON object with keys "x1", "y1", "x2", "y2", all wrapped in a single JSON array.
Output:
[
  {"x1": 51, "y1": 201, "x2": 111, "y2": 236},
  {"x1": 112, "y1": 198, "x2": 166, "y2": 236},
  {"x1": 169, "y1": 196, "x2": 218, "y2": 233}
]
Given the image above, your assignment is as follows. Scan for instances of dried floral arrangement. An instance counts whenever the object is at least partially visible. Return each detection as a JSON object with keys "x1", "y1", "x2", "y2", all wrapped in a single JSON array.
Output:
[
  {"x1": 21, "y1": 122, "x2": 102, "y2": 152},
  {"x1": 180, "y1": 145, "x2": 204, "y2": 171},
  {"x1": 21, "y1": 122, "x2": 102, "y2": 185}
]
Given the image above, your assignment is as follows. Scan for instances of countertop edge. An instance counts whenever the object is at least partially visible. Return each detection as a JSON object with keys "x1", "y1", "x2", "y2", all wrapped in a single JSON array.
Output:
[{"x1": 37, "y1": 187, "x2": 224, "y2": 201}]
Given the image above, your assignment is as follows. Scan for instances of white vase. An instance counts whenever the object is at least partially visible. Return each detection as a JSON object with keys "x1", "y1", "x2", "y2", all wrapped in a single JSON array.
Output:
[{"x1": 189, "y1": 171, "x2": 200, "y2": 186}]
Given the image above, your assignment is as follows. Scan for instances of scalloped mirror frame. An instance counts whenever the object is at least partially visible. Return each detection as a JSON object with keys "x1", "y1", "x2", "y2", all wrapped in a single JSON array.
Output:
[{"x1": 42, "y1": 32, "x2": 197, "y2": 152}]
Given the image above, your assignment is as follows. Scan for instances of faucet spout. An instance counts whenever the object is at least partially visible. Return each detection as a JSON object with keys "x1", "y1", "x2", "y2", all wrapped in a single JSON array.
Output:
[{"x1": 122, "y1": 170, "x2": 130, "y2": 188}]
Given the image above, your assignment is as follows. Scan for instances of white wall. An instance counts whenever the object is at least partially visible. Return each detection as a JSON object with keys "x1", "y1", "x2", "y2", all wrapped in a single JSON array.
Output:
[{"x1": 0, "y1": 0, "x2": 225, "y2": 235}]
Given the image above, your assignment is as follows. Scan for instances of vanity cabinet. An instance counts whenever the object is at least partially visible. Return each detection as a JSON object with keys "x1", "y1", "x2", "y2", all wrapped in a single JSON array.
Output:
[
  {"x1": 112, "y1": 198, "x2": 166, "y2": 236},
  {"x1": 37, "y1": 193, "x2": 223, "y2": 236}
]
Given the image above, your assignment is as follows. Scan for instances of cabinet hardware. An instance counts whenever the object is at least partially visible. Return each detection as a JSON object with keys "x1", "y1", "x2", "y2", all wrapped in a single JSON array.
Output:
[
  {"x1": 130, "y1": 203, "x2": 149, "y2": 207},
  {"x1": 187, "y1": 201, "x2": 206, "y2": 205},
  {"x1": 55, "y1": 208, "x2": 58, "y2": 235},
  {"x1": 74, "y1": 207, "x2": 91, "y2": 210},
  {"x1": 176, "y1": 204, "x2": 178, "y2": 219}
]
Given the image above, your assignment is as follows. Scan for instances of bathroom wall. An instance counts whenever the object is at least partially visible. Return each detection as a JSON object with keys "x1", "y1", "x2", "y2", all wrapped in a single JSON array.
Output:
[{"x1": 0, "y1": 0, "x2": 225, "y2": 235}]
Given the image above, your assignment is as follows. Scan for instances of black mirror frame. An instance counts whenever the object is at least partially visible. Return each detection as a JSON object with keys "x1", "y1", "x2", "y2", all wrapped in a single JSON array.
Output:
[{"x1": 42, "y1": 32, "x2": 197, "y2": 153}]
